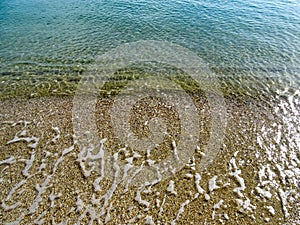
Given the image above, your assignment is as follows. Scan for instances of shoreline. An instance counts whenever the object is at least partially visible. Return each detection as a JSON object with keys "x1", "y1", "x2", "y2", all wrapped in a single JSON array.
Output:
[{"x1": 0, "y1": 67, "x2": 294, "y2": 102}]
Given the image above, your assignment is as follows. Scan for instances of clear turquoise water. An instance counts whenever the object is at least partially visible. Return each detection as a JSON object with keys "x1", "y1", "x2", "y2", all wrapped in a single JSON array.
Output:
[{"x1": 0, "y1": 0, "x2": 299, "y2": 96}]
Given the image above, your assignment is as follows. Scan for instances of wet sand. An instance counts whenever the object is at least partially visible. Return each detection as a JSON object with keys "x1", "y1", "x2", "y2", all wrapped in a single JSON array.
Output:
[{"x1": 0, "y1": 95, "x2": 299, "y2": 224}]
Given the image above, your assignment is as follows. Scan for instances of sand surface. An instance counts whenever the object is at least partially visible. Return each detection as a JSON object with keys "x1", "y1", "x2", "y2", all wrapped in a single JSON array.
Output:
[{"x1": 0, "y1": 95, "x2": 299, "y2": 224}]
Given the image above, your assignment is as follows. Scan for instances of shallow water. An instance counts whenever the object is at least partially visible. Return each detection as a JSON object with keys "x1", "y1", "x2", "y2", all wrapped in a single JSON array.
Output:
[
  {"x1": 0, "y1": 0, "x2": 300, "y2": 224},
  {"x1": 1, "y1": 0, "x2": 299, "y2": 94}
]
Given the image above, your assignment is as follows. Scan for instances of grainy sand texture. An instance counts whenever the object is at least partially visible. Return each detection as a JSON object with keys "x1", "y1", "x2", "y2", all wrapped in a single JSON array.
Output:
[{"x1": 0, "y1": 94, "x2": 299, "y2": 224}]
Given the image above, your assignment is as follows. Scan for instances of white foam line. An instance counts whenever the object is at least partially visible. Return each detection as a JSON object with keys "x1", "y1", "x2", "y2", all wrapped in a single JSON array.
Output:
[
  {"x1": 224, "y1": 213, "x2": 229, "y2": 220},
  {"x1": 3, "y1": 213, "x2": 25, "y2": 225},
  {"x1": 167, "y1": 180, "x2": 177, "y2": 196},
  {"x1": 52, "y1": 219, "x2": 69, "y2": 225},
  {"x1": 185, "y1": 173, "x2": 193, "y2": 179},
  {"x1": 120, "y1": 160, "x2": 134, "y2": 184},
  {"x1": 258, "y1": 165, "x2": 267, "y2": 183},
  {"x1": 5, "y1": 179, "x2": 27, "y2": 201},
  {"x1": 0, "y1": 156, "x2": 15, "y2": 165},
  {"x1": 51, "y1": 127, "x2": 61, "y2": 144},
  {"x1": 208, "y1": 176, "x2": 220, "y2": 192},
  {"x1": 28, "y1": 143, "x2": 76, "y2": 215},
  {"x1": 158, "y1": 194, "x2": 167, "y2": 217},
  {"x1": 288, "y1": 94, "x2": 298, "y2": 115},
  {"x1": 143, "y1": 160, "x2": 163, "y2": 194},
  {"x1": 33, "y1": 210, "x2": 46, "y2": 225},
  {"x1": 212, "y1": 200, "x2": 224, "y2": 220},
  {"x1": 76, "y1": 207, "x2": 88, "y2": 224},
  {"x1": 172, "y1": 140, "x2": 179, "y2": 161},
  {"x1": 36, "y1": 158, "x2": 47, "y2": 174},
  {"x1": 135, "y1": 185, "x2": 150, "y2": 208},
  {"x1": 195, "y1": 173, "x2": 205, "y2": 194},
  {"x1": 169, "y1": 171, "x2": 204, "y2": 223},
  {"x1": 236, "y1": 197, "x2": 256, "y2": 213},
  {"x1": 120, "y1": 151, "x2": 141, "y2": 186},
  {"x1": 274, "y1": 125, "x2": 282, "y2": 144},
  {"x1": 1, "y1": 120, "x2": 15, "y2": 125},
  {"x1": 77, "y1": 146, "x2": 93, "y2": 177},
  {"x1": 1, "y1": 200, "x2": 21, "y2": 211},
  {"x1": 138, "y1": 166, "x2": 162, "y2": 206},
  {"x1": 76, "y1": 193, "x2": 85, "y2": 212},
  {"x1": 185, "y1": 156, "x2": 196, "y2": 168},
  {"x1": 156, "y1": 198, "x2": 160, "y2": 208},
  {"x1": 257, "y1": 136, "x2": 264, "y2": 149},
  {"x1": 11, "y1": 120, "x2": 30, "y2": 127},
  {"x1": 93, "y1": 176, "x2": 104, "y2": 193},
  {"x1": 99, "y1": 152, "x2": 120, "y2": 217},
  {"x1": 49, "y1": 192, "x2": 62, "y2": 208},
  {"x1": 100, "y1": 149, "x2": 146, "y2": 222},
  {"x1": 7, "y1": 136, "x2": 39, "y2": 149},
  {"x1": 229, "y1": 154, "x2": 245, "y2": 197},
  {"x1": 28, "y1": 176, "x2": 52, "y2": 215},
  {"x1": 19, "y1": 130, "x2": 27, "y2": 137},
  {"x1": 278, "y1": 188, "x2": 289, "y2": 219},
  {"x1": 123, "y1": 162, "x2": 145, "y2": 193},
  {"x1": 22, "y1": 150, "x2": 35, "y2": 177},
  {"x1": 266, "y1": 205, "x2": 275, "y2": 216},
  {"x1": 214, "y1": 199, "x2": 223, "y2": 209},
  {"x1": 104, "y1": 202, "x2": 113, "y2": 223},
  {"x1": 204, "y1": 193, "x2": 210, "y2": 201},
  {"x1": 230, "y1": 170, "x2": 245, "y2": 197},
  {"x1": 77, "y1": 139, "x2": 106, "y2": 178},
  {"x1": 53, "y1": 143, "x2": 75, "y2": 173},
  {"x1": 276, "y1": 164, "x2": 287, "y2": 185},
  {"x1": 171, "y1": 199, "x2": 190, "y2": 225},
  {"x1": 146, "y1": 148, "x2": 151, "y2": 158},
  {"x1": 93, "y1": 140, "x2": 106, "y2": 191},
  {"x1": 1, "y1": 166, "x2": 9, "y2": 173},
  {"x1": 144, "y1": 215, "x2": 155, "y2": 225},
  {"x1": 256, "y1": 187, "x2": 272, "y2": 199}
]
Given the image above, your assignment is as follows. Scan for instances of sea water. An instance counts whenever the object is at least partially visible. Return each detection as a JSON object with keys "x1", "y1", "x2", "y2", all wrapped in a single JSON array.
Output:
[{"x1": 0, "y1": 0, "x2": 299, "y2": 97}]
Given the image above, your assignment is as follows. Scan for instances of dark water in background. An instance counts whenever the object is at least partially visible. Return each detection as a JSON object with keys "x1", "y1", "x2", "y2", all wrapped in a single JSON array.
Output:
[{"x1": 0, "y1": 0, "x2": 300, "y2": 94}]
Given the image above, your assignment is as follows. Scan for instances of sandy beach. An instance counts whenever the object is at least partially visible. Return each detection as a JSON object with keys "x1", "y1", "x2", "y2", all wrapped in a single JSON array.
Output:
[{"x1": 1, "y1": 94, "x2": 299, "y2": 225}]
